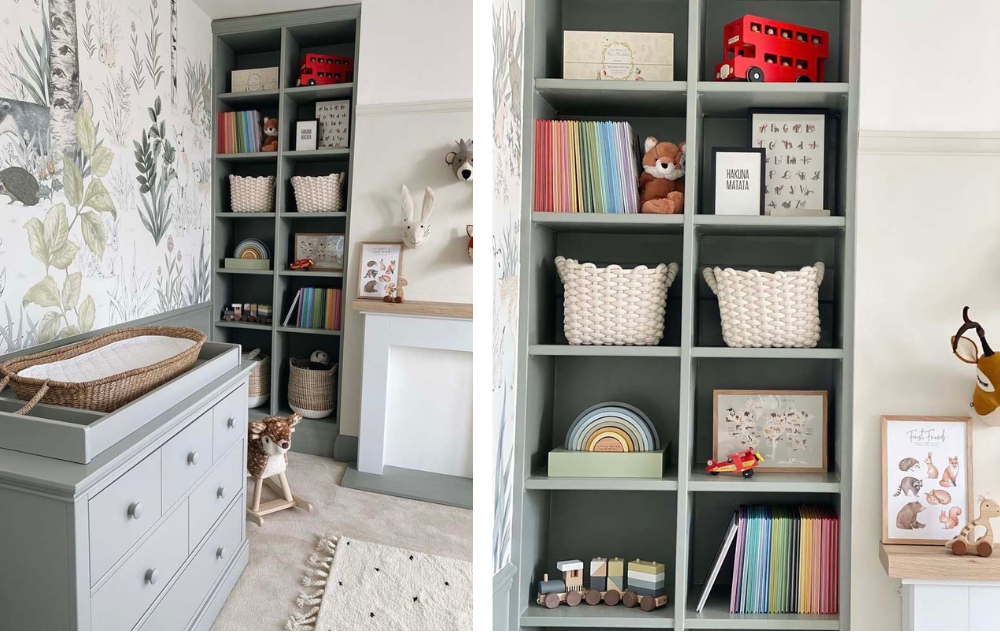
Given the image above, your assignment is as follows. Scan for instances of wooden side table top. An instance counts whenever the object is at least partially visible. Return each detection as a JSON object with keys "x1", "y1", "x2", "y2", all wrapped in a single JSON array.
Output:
[{"x1": 880, "y1": 542, "x2": 1000, "y2": 581}]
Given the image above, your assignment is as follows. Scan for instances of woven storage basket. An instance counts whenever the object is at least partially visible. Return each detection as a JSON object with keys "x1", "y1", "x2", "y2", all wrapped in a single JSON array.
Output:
[
  {"x1": 291, "y1": 173, "x2": 344, "y2": 213},
  {"x1": 245, "y1": 351, "x2": 270, "y2": 408},
  {"x1": 230, "y1": 174, "x2": 275, "y2": 213},
  {"x1": 703, "y1": 262, "x2": 825, "y2": 348},
  {"x1": 0, "y1": 326, "x2": 206, "y2": 414},
  {"x1": 555, "y1": 256, "x2": 680, "y2": 346},
  {"x1": 288, "y1": 358, "x2": 337, "y2": 418}
]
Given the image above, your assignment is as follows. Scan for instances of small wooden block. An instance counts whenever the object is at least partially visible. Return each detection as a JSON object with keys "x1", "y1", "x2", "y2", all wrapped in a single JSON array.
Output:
[
  {"x1": 607, "y1": 576, "x2": 624, "y2": 593},
  {"x1": 607, "y1": 557, "x2": 624, "y2": 576},
  {"x1": 590, "y1": 557, "x2": 608, "y2": 577}
]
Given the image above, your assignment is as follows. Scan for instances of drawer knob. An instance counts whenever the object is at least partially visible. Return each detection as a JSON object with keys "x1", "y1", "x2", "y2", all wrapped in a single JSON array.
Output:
[
  {"x1": 188, "y1": 451, "x2": 200, "y2": 465},
  {"x1": 145, "y1": 568, "x2": 159, "y2": 585},
  {"x1": 227, "y1": 417, "x2": 235, "y2": 429},
  {"x1": 217, "y1": 546, "x2": 227, "y2": 560},
  {"x1": 128, "y1": 502, "x2": 143, "y2": 520},
  {"x1": 217, "y1": 486, "x2": 227, "y2": 499}
]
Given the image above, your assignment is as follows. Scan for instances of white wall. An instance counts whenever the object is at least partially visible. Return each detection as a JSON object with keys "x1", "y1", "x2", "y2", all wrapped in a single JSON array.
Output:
[
  {"x1": 854, "y1": 2, "x2": 1000, "y2": 629},
  {"x1": 340, "y1": 0, "x2": 473, "y2": 439}
]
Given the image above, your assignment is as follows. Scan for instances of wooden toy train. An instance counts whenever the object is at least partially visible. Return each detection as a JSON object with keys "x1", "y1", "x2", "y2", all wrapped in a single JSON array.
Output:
[{"x1": 536, "y1": 557, "x2": 668, "y2": 612}]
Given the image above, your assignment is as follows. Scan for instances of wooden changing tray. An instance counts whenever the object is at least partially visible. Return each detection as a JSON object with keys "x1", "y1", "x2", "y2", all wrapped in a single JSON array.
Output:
[{"x1": 0, "y1": 341, "x2": 241, "y2": 463}]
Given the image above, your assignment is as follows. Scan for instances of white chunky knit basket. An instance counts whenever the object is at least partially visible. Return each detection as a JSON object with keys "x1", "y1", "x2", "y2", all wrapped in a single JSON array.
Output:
[
  {"x1": 229, "y1": 174, "x2": 275, "y2": 213},
  {"x1": 555, "y1": 256, "x2": 679, "y2": 346},
  {"x1": 703, "y1": 262, "x2": 825, "y2": 348},
  {"x1": 291, "y1": 173, "x2": 345, "y2": 213}
]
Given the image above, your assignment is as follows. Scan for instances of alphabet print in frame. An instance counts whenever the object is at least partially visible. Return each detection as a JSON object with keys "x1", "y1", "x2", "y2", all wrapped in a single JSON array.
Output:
[
  {"x1": 881, "y1": 415, "x2": 974, "y2": 545},
  {"x1": 750, "y1": 109, "x2": 834, "y2": 215}
]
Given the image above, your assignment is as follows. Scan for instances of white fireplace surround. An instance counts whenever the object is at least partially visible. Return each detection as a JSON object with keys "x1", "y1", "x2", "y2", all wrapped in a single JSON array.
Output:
[{"x1": 355, "y1": 302, "x2": 473, "y2": 478}]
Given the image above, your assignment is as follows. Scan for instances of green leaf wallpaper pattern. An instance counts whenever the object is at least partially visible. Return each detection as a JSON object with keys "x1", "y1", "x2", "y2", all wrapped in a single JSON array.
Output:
[{"x1": 0, "y1": 0, "x2": 213, "y2": 354}]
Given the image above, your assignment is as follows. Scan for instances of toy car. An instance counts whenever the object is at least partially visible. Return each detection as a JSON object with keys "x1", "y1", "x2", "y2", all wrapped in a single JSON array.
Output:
[
  {"x1": 705, "y1": 448, "x2": 764, "y2": 478},
  {"x1": 714, "y1": 15, "x2": 829, "y2": 83},
  {"x1": 289, "y1": 258, "x2": 315, "y2": 271}
]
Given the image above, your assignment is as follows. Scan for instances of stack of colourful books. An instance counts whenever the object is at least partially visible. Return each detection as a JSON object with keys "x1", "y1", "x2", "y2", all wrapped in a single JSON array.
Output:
[
  {"x1": 697, "y1": 505, "x2": 839, "y2": 615},
  {"x1": 282, "y1": 287, "x2": 342, "y2": 331},
  {"x1": 217, "y1": 110, "x2": 263, "y2": 154},
  {"x1": 533, "y1": 119, "x2": 640, "y2": 214}
]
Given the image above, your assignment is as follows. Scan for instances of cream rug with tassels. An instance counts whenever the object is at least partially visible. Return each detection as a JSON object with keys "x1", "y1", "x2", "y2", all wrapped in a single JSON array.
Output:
[{"x1": 286, "y1": 535, "x2": 473, "y2": 631}]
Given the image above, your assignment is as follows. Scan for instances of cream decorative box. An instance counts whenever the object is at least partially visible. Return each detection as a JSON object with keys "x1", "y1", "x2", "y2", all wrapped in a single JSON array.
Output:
[
  {"x1": 563, "y1": 31, "x2": 674, "y2": 81},
  {"x1": 231, "y1": 67, "x2": 279, "y2": 92}
]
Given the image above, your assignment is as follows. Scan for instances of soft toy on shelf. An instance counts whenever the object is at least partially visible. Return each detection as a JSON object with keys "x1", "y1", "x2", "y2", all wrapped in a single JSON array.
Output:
[
  {"x1": 638, "y1": 137, "x2": 685, "y2": 214},
  {"x1": 951, "y1": 306, "x2": 1000, "y2": 425},
  {"x1": 261, "y1": 117, "x2": 279, "y2": 152}
]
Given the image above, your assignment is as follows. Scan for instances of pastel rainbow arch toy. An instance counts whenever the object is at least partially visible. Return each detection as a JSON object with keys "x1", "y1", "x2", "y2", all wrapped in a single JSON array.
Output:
[{"x1": 565, "y1": 402, "x2": 659, "y2": 453}]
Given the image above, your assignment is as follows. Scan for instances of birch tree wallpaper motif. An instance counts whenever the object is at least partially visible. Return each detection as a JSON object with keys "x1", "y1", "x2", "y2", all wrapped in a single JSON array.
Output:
[
  {"x1": 493, "y1": 0, "x2": 522, "y2": 574},
  {"x1": 0, "y1": 0, "x2": 212, "y2": 354}
]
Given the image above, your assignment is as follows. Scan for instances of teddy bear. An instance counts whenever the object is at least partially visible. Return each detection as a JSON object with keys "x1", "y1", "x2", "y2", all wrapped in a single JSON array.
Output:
[
  {"x1": 638, "y1": 137, "x2": 685, "y2": 214},
  {"x1": 261, "y1": 117, "x2": 279, "y2": 152}
]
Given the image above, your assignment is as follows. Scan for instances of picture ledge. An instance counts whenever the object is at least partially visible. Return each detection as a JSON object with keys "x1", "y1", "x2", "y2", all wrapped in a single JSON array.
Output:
[{"x1": 352, "y1": 299, "x2": 472, "y2": 320}]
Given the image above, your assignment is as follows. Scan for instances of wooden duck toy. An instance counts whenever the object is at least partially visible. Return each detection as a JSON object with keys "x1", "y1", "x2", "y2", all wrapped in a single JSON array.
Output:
[{"x1": 947, "y1": 497, "x2": 1000, "y2": 557}]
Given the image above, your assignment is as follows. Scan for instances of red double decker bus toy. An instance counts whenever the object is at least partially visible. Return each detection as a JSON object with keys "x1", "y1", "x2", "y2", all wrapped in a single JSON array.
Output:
[
  {"x1": 296, "y1": 53, "x2": 355, "y2": 86},
  {"x1": 714, "y1": 15, "x2": 828, "y2": 83}
]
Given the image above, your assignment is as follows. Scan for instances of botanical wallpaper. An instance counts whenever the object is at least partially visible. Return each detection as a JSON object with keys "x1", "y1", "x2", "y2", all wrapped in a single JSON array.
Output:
[
  {"x1": 0, "y1": 0, "x2": 212, "y2": 354},
  {"x1": 493, "y1": 0, "x2": 522, "y2": 574}
]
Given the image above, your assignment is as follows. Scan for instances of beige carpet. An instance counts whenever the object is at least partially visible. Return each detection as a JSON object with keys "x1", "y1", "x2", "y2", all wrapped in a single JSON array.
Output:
[{"x1": 212, "y1": 453, "x2": 473, "y2": 631}]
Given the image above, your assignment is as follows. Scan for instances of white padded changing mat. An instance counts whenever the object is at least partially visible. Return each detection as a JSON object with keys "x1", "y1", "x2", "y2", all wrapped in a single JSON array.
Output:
[{"x1": 17, "y1": 335, "x2": 197, "y2": 383}]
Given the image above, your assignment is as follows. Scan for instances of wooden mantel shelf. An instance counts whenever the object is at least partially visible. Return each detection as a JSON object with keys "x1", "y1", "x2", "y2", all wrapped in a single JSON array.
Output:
[
  {"x1": 352, "y1": 299, "x2": 473, "y2": 320},
  {"x1": 880, "y1": 543, "x2": 1000, "y2": 581}
]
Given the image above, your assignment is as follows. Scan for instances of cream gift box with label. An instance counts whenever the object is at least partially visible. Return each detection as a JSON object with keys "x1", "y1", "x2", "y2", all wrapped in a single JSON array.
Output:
[
  {"x1": 231, "y1": 66, "x2": 279, "y2": 92},
  {"x1": 563, "y1": 31, "x2": 674, "y2": 81}
]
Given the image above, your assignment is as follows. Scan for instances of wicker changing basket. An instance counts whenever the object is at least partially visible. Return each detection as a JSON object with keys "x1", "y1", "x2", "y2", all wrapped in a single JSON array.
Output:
[
  {"x1": 0, "y1": 326, "x2": 206, "y2": 414},
  {"x1": 703, "y1": 262, "x2": 825, "y2": 349},
  {"x1": 555, "y1": 256, "x2": 680, "y2": 346},
  {"x1": 230, "y1": 174, "x2": 275, "y2": 213},
  {"x1": 245, "y1": 349, "x2": 270, "y2": 408},
  {"x1": 291, "y1": 173, "x2": 344, "y2": 213},
  {"x1": 288, "y1": 358, "x2": 337, "y2": 418}
]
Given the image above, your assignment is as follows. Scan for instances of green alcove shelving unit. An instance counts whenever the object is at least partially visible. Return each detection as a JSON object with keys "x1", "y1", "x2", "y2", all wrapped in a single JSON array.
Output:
[{"x1": 510, "y1": 0, "x2": 859, "y2": 629}]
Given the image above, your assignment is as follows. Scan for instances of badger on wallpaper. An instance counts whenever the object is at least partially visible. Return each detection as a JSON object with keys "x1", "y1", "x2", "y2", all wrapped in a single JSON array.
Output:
[{"x1": 0, "y1": 99, "x2": 51, "y2": 159}]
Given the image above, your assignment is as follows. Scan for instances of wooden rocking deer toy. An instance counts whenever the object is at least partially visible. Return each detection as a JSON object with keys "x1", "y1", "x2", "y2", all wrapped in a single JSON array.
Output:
[
  {"x1": 952, "y1": 307, "x2": 1000, "y2": 425},
  {"x1": 246, "y1": 413, "x2": 314, "y2": 525},
  {"x1": 947, "y1": 497, "x2": 1000, "y2": 557}
]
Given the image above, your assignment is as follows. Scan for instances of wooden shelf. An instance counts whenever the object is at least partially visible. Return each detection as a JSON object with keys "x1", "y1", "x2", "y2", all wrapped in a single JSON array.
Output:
[
  {"x1": 216, "y1": 89, "x2": 280, "y2": 106},
  {"x1": 535, "y1": 78, "x2": 687, "y2": 117},
  {"x1": 686, "y1": 593, "x2": 838, "y2": 630},
  {"x1": 352, "y1": 300, "x2": 472, "y2": 320},
  {"x1": 216, "y1": 151, "x2": 277, "y2": 163},
  {"x1": 688, "y1": 469, "x2": 840, "y2": 493},
  {"x1": 698, "y1": 82, "x2": 850, "y2": 117},
  {"x1": 532, "y1": 212, "x2": 684, "y2": 233},
  {"x1": 694, "y1": 215, "x2": 845, "y2": 236},
  {"x1": 276, "y1": 326, "x2": 342, "y2": 337},
  {"x1": 283, "y1": 82, "x2": 354, "y2": 103},
  {"x1": 277, "y1": 270, "x2": 344, "y2": 278},
  {"x1": 282, "y1": 148, "x2": 350, "y2": 162},
  {"x1": 530, "y1": 345, "x2": 681, "y2": 357},
  {"x1": 879, "y1": 543, "x2": 1000, "y2": 582},
  {"x1": 214, "y1": 320, "x2": 272, "y2": 332},
  {"x1": 692, "y1": 347, "x2": 843, "y2": 360},
  {"x1": 526, "y1": 467, "x2": 677, "y2": 491},
  {"x1": 520, "y1": 603, "x2": 674, "y2": 629},
  {"x1": 280, "y1": 211, "x2": 347, "y2": 219}
]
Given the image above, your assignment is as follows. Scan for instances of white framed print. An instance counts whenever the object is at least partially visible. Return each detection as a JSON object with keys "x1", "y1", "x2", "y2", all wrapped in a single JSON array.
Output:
[
  {"x1": 711, "y1": 148, "x2": 765, "y2": 215},
  {"x1": 749, "y1": 109, "x2": 832, "y2": 215},
  {"x1": 315, "y1": 100, "x2": 350, "y2": 149},
  {"x1": 357, "y1": 242, "x2": 403, "y2": 300},
  {"x1": 296, "y1": 120, "x2": 318, "y2": 151},
  {"x1": 881, "y1": 415, "x2": 974, "y2": 545},
  {"x1": 713, "y1": 389, "x2": 827, "y2": 472}
]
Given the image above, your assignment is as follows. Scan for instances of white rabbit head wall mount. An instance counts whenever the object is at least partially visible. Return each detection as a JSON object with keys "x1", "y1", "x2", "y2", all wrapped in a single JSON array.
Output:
[{"x1": 401, "y1": 184, "x2": 435, "y2": 248}]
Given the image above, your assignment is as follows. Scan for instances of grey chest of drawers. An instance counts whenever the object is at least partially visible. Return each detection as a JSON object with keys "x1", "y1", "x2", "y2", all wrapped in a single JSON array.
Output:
[{"x1": 0, "y1": 344, "x2": 254, "y2": 631}]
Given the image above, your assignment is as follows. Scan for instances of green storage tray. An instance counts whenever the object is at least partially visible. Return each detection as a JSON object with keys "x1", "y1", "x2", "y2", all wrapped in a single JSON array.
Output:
[
  {"x1": 224, "y1": 258, "x2": 271, "y2": 270},
  {"x1": 548, "y1": 446, "x2": 666, "y2": 478}
]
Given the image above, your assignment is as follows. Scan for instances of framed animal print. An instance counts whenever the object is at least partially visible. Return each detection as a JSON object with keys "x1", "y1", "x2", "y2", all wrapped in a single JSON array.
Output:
[
  {"x1": 713, "y1": 390, "x2": 827, "y2": 473},
  {"x1": 881, "y1": 415, "x2": 974, "y2": 545},
  {"x1": 294, "y1": 233, "x2": 344, "y2": 271},
  {"x1": 357, "y1": 242, "x2": 403, "y2": 300}
]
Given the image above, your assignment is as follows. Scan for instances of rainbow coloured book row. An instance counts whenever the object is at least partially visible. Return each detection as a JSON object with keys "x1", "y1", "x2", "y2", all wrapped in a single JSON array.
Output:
[
  {"x1": 217, "y1": 110, "x2": 263, "y2": 155},
  {"x1": 729, "y1": 505, "x2": 839, "y2": 615},
  {"x1": 533, "y1": 120, "x2": 640, "y2": 214},
  {"x1": 282, "y1": 287, "x2": 342, "y2": 331}
]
